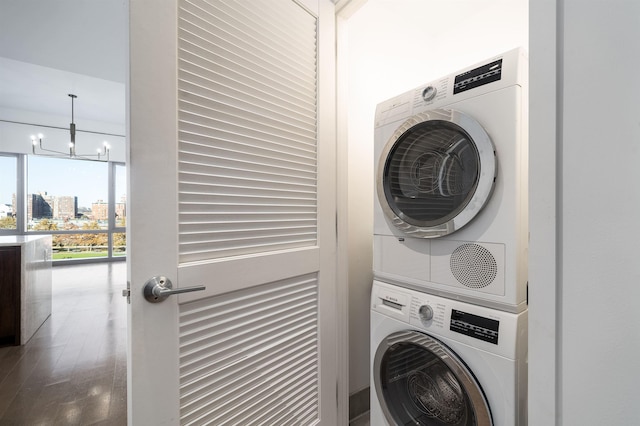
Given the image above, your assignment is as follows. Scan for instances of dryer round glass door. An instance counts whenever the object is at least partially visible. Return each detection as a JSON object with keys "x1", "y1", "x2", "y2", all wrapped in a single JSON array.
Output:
[
  {"x1": 374, "y1": 330, "x2": 492, "y2": 426},
  {"x1": 377, "y1": 109, "x2": 496, "y2": 238}
]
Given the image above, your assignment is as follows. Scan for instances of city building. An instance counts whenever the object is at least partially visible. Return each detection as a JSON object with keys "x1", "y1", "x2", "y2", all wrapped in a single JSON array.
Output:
[
  {"x1": 28, "y1": 192, "x2": 53, "y2": 220},
  {"x1": 91, "y1": 198, "x2": 126, "y2": 222},
  {"x1": 91, "y1": 199, "x2": 108, "y2": 220},
  {"x1": 27, "y1": 192, "x2": 77, "y2": 221},
  {"x1": 53, "y1": 196, "x2": 77, "y2": 220}
]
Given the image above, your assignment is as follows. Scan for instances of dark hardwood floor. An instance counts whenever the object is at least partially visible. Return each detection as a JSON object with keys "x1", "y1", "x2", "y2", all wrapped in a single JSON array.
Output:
[{"x1": 0, "y1": 262, "x2": 127, "y2": 425}]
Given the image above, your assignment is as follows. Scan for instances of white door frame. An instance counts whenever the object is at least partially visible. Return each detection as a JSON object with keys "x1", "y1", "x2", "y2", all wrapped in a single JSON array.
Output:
[{"x1": 528, "y1": 1, "x2": 558, "y2": 425}]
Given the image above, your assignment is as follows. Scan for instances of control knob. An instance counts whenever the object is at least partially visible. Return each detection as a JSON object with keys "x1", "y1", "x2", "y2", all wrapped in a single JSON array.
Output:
[
  {"x1": 421, "y1": 85, "x2": 437, "y2": 102},
  {"x1": 418, "y1": 304, "x2": 434, "y2": 323}
]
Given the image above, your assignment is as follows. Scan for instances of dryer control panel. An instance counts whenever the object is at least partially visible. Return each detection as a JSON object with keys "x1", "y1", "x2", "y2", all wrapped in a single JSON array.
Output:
[
  {"x1": 454, "y1": 59, "x2": 503, "y2": 94},
  {"x1": 374, "y1": 47, "x2": 527, "y2": 129}
]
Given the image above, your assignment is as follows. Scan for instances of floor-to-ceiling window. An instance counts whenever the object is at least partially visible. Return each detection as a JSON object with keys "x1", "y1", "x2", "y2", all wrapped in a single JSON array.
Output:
[
  {"x1": 0, "y1": 154, "x2": 18, "y2": 231},
  {"x1": 0, "y1": 152, "x2": 125, "y2": 262}
]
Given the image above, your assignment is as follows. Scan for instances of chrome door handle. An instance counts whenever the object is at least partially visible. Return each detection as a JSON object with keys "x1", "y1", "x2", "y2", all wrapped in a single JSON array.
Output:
[{"x1": 143, "y1": 276, "x2": 206, "y2": 303}]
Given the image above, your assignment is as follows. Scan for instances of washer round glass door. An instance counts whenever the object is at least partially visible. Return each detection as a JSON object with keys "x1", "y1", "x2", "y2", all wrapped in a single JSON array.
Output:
[
  {"x1": 377, "y1": 109, "x2": 496, "y2": 238},
  {"x1": 374, "y1": 330, "x2": 492, "y2": 426}
]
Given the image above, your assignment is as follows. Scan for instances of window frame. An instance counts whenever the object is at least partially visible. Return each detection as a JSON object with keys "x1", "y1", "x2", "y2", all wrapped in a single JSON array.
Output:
[
  {"x1": 1, "y1": 151, "x2": 126, "y2": 263},
  {"x1": 0, "y1": 153, "x2": 25, "y2": 235}
]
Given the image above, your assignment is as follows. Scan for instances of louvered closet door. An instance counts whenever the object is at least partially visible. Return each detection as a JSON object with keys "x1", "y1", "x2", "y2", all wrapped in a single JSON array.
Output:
[{"x1": 128, "y1": 0, "x2": 338, "y2": 425}]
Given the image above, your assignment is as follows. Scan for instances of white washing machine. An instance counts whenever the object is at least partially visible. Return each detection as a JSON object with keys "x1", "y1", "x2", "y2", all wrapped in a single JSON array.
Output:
[
  {"x1": 373, "y1": 48, "x2": 528, "y2": 312},
  {"x1": 370, "y1": 280, "x2": 528, "y2": 426}
]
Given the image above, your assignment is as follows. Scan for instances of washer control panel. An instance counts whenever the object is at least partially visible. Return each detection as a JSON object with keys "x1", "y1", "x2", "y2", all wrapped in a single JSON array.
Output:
[
  {"x1": 450, "y1": 309, "x2": 499, "y2": 345},
  {"x1": 409, "y1": 289, "x2": 500, "y2": 344},
  {"x1": 372, "y1": 280, "x2": 525, "y2": 358}
]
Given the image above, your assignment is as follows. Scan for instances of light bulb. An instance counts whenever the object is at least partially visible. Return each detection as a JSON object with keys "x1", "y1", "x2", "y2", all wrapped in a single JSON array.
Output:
[
  {"x1": 37, "y1": 133, "x2": 43, "y2": 139},
  {"x1": 69, "y1": 142, "x2": 74, "y2": 148}
]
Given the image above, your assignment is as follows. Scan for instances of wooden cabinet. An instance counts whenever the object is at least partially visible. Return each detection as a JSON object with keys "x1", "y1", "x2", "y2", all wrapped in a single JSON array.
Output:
[{"x1": 0, "y1": 246, "x2": 20, "y2": 346}]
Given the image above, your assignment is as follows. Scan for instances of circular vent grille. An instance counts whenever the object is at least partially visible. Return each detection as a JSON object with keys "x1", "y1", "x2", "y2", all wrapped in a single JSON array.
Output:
[{"x1": 450, "y1": 244, "x2": 497, "y2": 289}]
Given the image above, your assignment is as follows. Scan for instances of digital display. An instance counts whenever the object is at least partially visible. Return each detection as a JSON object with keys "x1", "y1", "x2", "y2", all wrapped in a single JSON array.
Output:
[
  {"x1": 454, "y1": 59, "x2": 503, "y2": 94},
  {"x1": 450, "y1": 309, "x2": 499, "y2": 345}
]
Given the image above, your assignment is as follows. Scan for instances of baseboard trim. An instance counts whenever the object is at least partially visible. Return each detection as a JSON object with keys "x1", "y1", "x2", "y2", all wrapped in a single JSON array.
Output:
[{"x1": 349, "y1": 386, "x2": 370, "y2": 421}]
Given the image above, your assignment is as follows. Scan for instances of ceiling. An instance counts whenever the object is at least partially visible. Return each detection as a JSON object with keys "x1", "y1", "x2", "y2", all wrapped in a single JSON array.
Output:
[{"x1": 0, "y1": 0, "x2": 127, "y2": 127}]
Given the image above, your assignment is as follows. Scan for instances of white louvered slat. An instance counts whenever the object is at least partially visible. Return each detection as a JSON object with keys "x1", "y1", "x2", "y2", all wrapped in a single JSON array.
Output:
[
  {"x1": 179, "y1": 274, "x2": 319, "y2": 425},
  {"x1": 180, "y1": 1, "x2": 317, "y2": 79},
  {"x1": 178, "y1": 0, "x2": 318, "y2": 264}
]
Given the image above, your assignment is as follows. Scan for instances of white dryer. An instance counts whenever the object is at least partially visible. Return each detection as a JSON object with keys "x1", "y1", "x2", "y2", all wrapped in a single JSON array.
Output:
[
  {"x1": 370, "y1": 280, "x2": 528, "y2": 426},
  {"x1": 373, "y1": 48, "x2": 528, "y2": 312}
]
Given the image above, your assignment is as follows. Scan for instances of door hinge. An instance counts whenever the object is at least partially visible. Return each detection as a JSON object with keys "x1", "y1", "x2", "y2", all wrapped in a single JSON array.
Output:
[{"x1": 122, "y1": 281, "x2": 131, "y2": 304}]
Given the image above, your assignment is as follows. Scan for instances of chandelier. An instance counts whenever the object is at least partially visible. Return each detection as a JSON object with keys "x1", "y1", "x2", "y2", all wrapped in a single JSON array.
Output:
[{"x1": 30, "y1": 94, "x2": 110, "y2": 161}]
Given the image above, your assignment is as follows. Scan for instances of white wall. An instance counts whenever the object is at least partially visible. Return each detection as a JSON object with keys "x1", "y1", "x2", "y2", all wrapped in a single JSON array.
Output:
[
  {"x1": 562, "y1": 3, "x2": 640, "y2": 416},
  {"x1": 344, "y1": 0, "x2": 529, "y2": 394}
]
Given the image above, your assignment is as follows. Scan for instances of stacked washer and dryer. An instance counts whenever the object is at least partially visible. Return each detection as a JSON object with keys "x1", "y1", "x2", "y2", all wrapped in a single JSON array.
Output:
[{"x1": 370, "y1": 48, "x2": 529, "y2": 426}]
